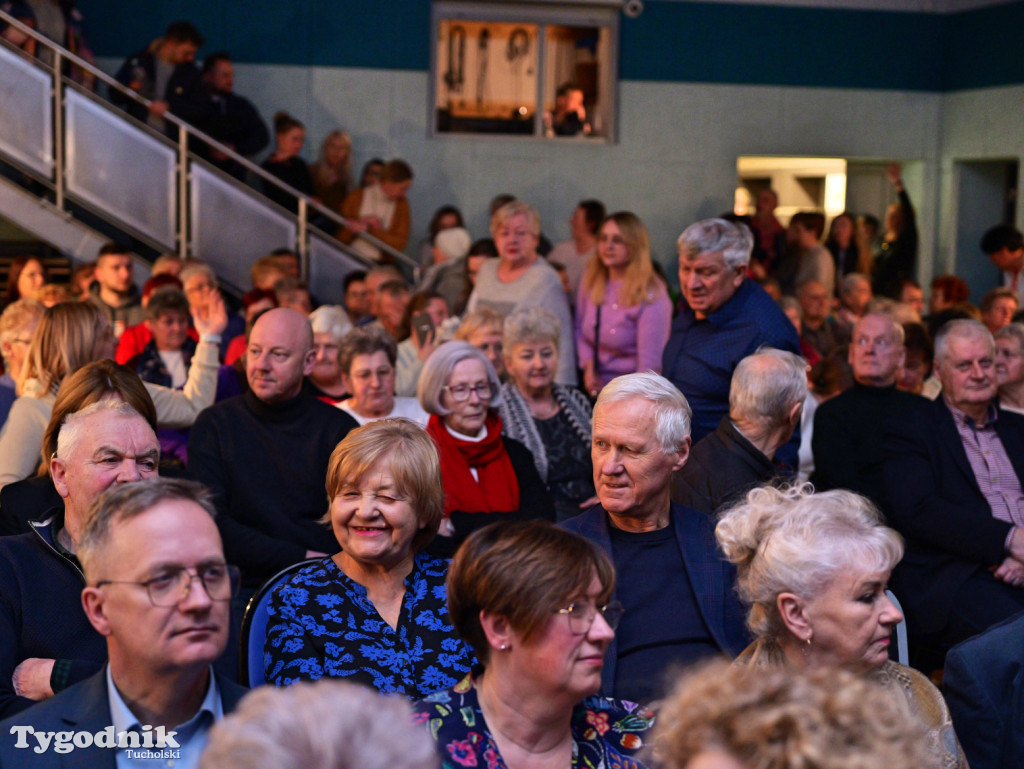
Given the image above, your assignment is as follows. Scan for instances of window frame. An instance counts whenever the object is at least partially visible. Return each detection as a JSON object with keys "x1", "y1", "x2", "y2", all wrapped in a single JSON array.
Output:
[{"x1": 429, "y1": 0, "x2": 620, "y2": 143}]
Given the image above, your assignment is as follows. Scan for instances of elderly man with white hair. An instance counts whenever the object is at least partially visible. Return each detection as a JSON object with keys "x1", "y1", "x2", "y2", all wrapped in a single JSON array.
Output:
[
  {"x1": 662, "y1": 218, "x2": 801, "y2": 466},
  {"x1": 561, "y1": 372, "x2": 748, "y2": 705},
  {"x1": 672, "y1": 348, "x2": 806, "y2": 516},
  {"x1": 885, "y1": 318, "x2": 1024, "y2": 653}
]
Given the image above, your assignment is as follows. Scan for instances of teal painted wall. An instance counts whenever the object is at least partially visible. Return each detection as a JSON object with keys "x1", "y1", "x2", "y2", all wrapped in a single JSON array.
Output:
[{"x1": 77, "y1": 0, "x2": 1024, "y2": 91}]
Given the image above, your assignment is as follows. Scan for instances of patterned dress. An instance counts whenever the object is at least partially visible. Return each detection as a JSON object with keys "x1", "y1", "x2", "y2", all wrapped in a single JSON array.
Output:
[
  {"x1": 264, "y1": 552, "x2": 475, "y2": 699},
  {"x1": 413, "y1": 672, "x2": 655, "y2": 769}
]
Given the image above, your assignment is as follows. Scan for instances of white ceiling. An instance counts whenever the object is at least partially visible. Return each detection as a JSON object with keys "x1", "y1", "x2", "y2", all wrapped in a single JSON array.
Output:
[{"x1": 657, "y1": 0, "x2": 1017, "y2": 12}]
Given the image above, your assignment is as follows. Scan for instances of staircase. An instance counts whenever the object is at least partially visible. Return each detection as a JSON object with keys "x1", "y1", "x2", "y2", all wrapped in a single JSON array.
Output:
[{"x1": 0, "y1": 11, "x2": 410, "y2": 302}]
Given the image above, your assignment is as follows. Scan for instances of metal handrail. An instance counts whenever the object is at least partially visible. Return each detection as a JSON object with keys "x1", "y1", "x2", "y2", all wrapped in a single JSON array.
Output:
[{"x1": 0, "y1": 9, "x2": 415, "y2": 269}]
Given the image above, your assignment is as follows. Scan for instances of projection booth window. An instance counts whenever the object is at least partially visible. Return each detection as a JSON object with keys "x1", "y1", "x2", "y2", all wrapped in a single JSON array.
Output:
[{"x1": 431, "y1": 2, "x2": 618, "y2": 141}]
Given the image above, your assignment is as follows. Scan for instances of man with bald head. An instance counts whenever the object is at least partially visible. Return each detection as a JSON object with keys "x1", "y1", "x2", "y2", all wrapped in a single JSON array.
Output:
[
  {"x1": 812, "y1": 311, "x2": 921, "y2": 509},
  {"x1": 187, "y1": 308, "x2": 357, "y2": 590}
]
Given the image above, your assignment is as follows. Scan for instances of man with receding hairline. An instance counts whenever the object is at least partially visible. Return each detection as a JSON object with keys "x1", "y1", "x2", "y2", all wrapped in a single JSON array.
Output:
[
  {"x1": 813, "y1": 311, "x2": 921, "y2": 509},
  {"x1": 885, "y1": 319, "x2": 1024, "y2": 651},
  {"x1": 0, "y1": 400, "x2": 159, "y2": 717},
  {"x1": 187, "y1": 308, "x2": 357, "y2": 588}
]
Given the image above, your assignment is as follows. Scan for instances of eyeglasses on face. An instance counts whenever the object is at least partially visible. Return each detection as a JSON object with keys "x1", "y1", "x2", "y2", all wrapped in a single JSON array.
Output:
[
  {"x1": 555, "y1": 600, "x2": 624, "y2": 634},
  {"x1": 444, "y1": 382, "x2": 496, "y2": 402},
  {"x1": 95, "y1": 564, "x2": 240, "y2": 607}
]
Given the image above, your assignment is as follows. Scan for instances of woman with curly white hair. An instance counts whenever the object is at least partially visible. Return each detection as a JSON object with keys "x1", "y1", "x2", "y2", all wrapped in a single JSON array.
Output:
[{"x1": 715, "y1": 485, "x2": 966, "y2": 769}]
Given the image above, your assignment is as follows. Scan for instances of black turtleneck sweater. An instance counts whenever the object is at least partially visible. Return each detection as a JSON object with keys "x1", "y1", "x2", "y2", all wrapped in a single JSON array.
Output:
[
  {"x1": 811, "y1": 381, "x2": 923, "y2": 511},
  {"x1": 187, "y1": 384, "x2": 357, "y2": 585}
]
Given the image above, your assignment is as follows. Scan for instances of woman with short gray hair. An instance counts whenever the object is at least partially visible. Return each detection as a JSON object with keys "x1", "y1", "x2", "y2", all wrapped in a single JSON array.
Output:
[
  {"x1": 417, "y1": 341, "x2": 553, "y2": 557},
  {"x1": 716, "y1": 484, "x2": 967, "y2": 769},
  {"x1": 497, "y1": 307, "x2": 594, "y2": 521}
]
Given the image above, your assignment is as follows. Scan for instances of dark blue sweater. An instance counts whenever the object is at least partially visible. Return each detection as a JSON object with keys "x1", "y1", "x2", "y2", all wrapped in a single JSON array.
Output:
[{"x1": 0, "y1": 509, "x2": 106, "y2": 718}]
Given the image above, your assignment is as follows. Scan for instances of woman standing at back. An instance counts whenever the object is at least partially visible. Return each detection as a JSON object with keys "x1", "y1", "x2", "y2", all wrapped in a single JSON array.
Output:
[{"x1": 575, "y1": 212, "x2": 671, "y2": 397}]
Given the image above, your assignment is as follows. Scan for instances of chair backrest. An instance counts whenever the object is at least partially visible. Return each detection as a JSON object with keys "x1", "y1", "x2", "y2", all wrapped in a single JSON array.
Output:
[
  {"x1": 239, "y1": 558, "x2": 320, "y2": 687},
  {"x1": 886, "y1": 588, "x2": 909, "y2": 666}
]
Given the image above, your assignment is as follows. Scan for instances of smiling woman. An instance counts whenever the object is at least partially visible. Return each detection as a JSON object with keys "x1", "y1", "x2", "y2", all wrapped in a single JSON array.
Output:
[{"x1": 263, "y1": 419, "x2": 474, "y2": 698}]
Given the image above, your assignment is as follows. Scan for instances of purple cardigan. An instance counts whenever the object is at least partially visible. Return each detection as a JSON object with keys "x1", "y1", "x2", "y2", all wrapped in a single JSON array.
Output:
[{"x1": 575, "y1": 278, "x2": 672, "y2": 381}]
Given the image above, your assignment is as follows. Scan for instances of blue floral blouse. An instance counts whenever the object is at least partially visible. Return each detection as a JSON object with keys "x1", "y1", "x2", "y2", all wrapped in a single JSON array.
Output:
[
  {"x1": 264, "y1": 552, "x2": 475, "y2": 699},
  {"x1": 413, "y1": 672, "x2": 656, "y2": 769}
]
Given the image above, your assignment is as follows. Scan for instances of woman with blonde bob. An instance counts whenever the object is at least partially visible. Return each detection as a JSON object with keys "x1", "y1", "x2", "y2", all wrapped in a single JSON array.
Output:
[
  {"x1": 414, "y1": 521, "x2": 654, "y2": 769},
  {"x1": 0, "y1": 301, "x2": 222, "y2": 489},
  {"x1": 715, "y1": 484, "x2": 966, "y2": 768},
  {"x1": 655, "y1": 659, "x2": 940, "y2": 769},
  {"x1": 264, "y1": 418, "x2": 474, "y2": 698},
  {"x1": 575, "y1": 211, "x2": 671, "y2": 397}
]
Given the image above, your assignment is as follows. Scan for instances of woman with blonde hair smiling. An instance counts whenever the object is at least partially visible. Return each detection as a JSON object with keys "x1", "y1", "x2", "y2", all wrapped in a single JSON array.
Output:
[
  {"x1": 575, "y1": 212, "x2": 671, "y2": 397},
  {"x1": 497, "y1": 306, "x2": 594, "y2": 521},
  {"x1": 715, "y1": 484, "x2": 966, "y2": 768},
  {"x1": 264, "y1": 418, "x2": 474, "y2": 697}
]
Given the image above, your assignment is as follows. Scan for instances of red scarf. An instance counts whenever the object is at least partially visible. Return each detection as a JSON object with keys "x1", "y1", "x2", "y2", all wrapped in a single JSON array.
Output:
[{"x1": 427, "y1": 413, "x2": 521, "y2": 516}]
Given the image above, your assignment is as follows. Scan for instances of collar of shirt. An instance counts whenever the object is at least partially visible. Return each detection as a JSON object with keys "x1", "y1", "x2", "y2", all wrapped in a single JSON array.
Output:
[
  {"x1": 702, "y1": 279, "x2": 752, "y2": 329},
  {"x1": 107, "y1": 664, "x2": 222, "y2": 758},
  {"x1": 948, "y1": 401, "x2": 999, "y2": 431}
]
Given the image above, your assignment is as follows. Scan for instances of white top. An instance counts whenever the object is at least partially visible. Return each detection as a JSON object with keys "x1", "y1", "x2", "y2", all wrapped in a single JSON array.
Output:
[
  {"x1": 548, "y1": 240, "x2": 594, "y2": 295},
  {"x1": 337, "y1": 396, "x2": 429, "y2": 427},
  {"x1": 467, "y1": 258, "x2": 577, "y2": 384}
]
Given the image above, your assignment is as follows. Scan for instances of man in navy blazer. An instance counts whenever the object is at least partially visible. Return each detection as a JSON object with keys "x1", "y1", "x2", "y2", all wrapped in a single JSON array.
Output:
[
  {"x1": 0, "y1": 478, "x2": 248, "y2": 768},
  {"x1": 561, "y1": 372, "x2": 748, "y2": 704},
  {"x1": 943, "y1": 609, "x2": 1024, "y2": 769},
  {"x1": 884, "y1": 320, "x2": 1024, "y2": 651}
]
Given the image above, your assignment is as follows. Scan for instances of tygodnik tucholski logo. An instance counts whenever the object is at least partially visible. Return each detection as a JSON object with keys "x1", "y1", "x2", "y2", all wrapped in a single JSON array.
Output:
[{"x1": 9, "y1": 725, "x2": 180, "y2": 756}]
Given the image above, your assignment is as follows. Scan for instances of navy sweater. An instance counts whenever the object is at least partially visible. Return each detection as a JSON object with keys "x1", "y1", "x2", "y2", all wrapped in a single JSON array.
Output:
[{"x1": 187, "y1": 385, "x2": 357, "y2": 586}]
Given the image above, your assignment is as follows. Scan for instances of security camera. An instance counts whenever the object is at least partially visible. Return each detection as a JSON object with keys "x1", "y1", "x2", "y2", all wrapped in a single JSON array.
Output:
[{"x1": 623, "y1": 0, "x2": 643, "y2": 18}]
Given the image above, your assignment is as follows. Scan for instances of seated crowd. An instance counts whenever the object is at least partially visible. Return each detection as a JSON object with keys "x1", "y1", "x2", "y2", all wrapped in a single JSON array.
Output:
[{"x1": 4, "y1": 21, "x2": 1024, "y2": 762}]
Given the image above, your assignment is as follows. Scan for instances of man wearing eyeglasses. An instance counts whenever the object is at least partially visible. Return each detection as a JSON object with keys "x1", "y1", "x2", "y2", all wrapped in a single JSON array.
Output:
[
  {"x1": 812, "y1": 312, "x2": 920, "y2": 508},
  {"x1": 0, "y1": 477, "x2": 246, "y2": 768},
  {"x1": 561, "y1": 372, "x2": 748, "y2": 704}
]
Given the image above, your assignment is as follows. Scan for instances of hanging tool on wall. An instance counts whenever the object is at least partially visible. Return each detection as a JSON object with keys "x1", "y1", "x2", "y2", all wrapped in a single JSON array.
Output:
[
  {"x1": 476, "y1": 27, "x2": 489, "y2": 109},
  {"x1": 444, "y1": 24, "x2": 465, "y2": 94}
]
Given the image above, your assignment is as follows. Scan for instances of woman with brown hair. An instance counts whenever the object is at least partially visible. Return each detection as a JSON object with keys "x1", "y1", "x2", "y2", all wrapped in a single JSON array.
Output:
[
  {"x1": 414, "y1": 521, "x2": 653, "y2": 769},
  {"x1": 4, "y1": 255, "x2": 47, "y2": 306},
  {"x1": 575, "y1": 211, "x2": 671, "y2": 397},
  {"x1": 0, "y1": 300, "x2": 224, "y2": 489}
]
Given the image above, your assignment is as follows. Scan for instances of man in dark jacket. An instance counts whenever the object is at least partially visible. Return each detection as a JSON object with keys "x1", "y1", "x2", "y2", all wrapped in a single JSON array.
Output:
[
  {"x1": 194, "y1": 51, "x2": 269, "y2": 175},
  {"x1": 0, "y1": 401, "x2": 159, "y2": 717},
  {"x1": 113, "y1": 21, "x2": 208, "y2": 135},
  {"x1": 562, "y1": 372, "x2": 748, "y2": 704},
  {"x1": 673, "y1": 348, "x2": 805, "y2": 515}
]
